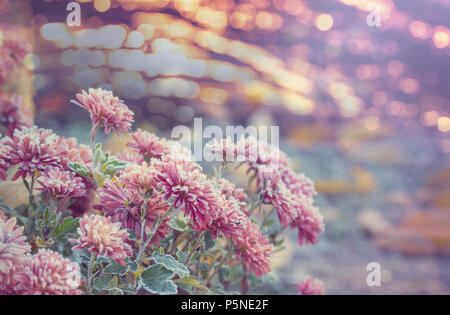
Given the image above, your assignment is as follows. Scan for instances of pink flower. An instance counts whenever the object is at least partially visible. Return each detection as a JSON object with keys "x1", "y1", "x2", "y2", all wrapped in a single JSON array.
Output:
[
  {"x1": 127, "y1": 129, "x2": 170, "y2": 161},
  {"x1": 96, "y1": 179, "x2": 170, "y2": 246},
  {"x1": 297, "y1": 277, "x2": 325, "y2": 295},
  {"x1": 71, "y1": 88, "x2": 134, "y2": 134},
  {"x1": 53, "y1": 136, "x2": 92, "y2": 168},
  {"x1": 72, "y1": 214, "x2": 132, "y2": 266},
  {"x1": 36, "y1": 168, "x2": 86, "y2": 199},
  {"x1": 154, "y1": 157, "x2": 219, "y2": 231},
  {"x1": 0, "y1": 137, "x2": 12, "y2": 180},
  {"x1": 0, "y1": 216, "x2": 30, "y2": 294},
  {"x1": 208, "y1": 198, "x2": 248, "y2": 239},
  {"x1": 13, "y1": 249, "x2": 82, "y2": 295},
  {"x1": 118, "y1": 162, "x2": 157, "y2": 195},
  {"x1": 293, "y1": 204, "x2": 324, "y2": 246},
  {"x1": 0, "y1": 94, "x2": 33, "y2": 137},
  {"x1": 0, "y1": 27, "x2": 31, "y2": 84},
  {"x1": 115, "y1": 149, "x2": 144, "y2": 165},
  {"x1": 219, "y1": 179, "x2": 247, "y2": 204},
  {"x1": 233, "y1": 222, "x2": 272, "y2": 278},
  {"x1": 2, "y1": 126, "x2": 61, "y2": 181}
]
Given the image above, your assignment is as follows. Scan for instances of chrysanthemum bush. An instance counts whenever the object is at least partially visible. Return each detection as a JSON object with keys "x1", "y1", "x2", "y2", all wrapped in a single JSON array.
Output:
[{"x1": 0, "y1": 87, "x2": 325, "y2": 295}]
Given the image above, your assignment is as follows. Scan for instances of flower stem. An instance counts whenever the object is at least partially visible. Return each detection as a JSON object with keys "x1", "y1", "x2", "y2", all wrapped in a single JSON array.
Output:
[
  {"x1": 87, "y1": 252, "x2": 97, "y2": 295},
  {"x1": 23, "y1": 173, "x2": 35, "y2": 238},
  {"x1": 184, "y1": 231, "x2": 205, "y2": 264},
  {"x1": 136, "y1": 204, "x2": 173, "y2": 262}
]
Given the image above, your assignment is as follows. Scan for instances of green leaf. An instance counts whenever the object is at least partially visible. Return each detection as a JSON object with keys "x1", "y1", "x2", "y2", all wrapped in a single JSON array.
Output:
[
  {"x1": 128, "y1": 261, "x2": 139, "y2": 273},
  {"x1": 140, "y1": 265, "x2": 177, "y2": 295},
  {"x1": 203, "y1": 231, "x2": 216, "y2": 251},
  {"x1": 68, "y1": 162, "x2": 91, "y2": 178},
  {"x1": 108, "y1": 287, "x2": 124, "y2": 295},
  {"x1": 151, "y1": 252, "x2": 189, "y2": 278},
  {"x1": 92, "y1": 275, "x2": 113, "y2": 291},
  {"x1": 176, "y1": 250, "x2": 187, "y2": 263},
  {"x1": 103, "y1": 260, "x2": 128, "y2": 276},
  {"x1": 262, "y1": 219, "x2": 275, "y2": 228},
  {"x1": 167, "y1": 217, "x2": 187, "y2": 232},
  {"x1": 0, "y1": 203, "x2": 28, "y2": 225},
  {"x1": 51, "y1": 217, "x2": 79, "y2": 240},
  {"x1": 174, "y1": 276, "x2": 210, "y2": 293}
]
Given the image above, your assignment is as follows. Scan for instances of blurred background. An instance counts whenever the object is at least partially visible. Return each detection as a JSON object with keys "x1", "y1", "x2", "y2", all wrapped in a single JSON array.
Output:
[{"x1": 1, "y1": 0, "x2": 449, "y2": 294}]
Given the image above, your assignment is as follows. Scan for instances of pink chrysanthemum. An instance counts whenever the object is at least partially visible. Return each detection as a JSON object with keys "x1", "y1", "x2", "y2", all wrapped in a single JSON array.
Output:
[
  {"x1": 115, "y1": 149, "x2": 144, "y2": 165},
  {"x1": 96, "y1": 179, "x2": 170, "y2": 246},
  {"x1": 72, "y1": 214, "x2": 132, "y2": 266},
  {"x1": 3, "y1": 126, "x2": 61, "y2": 181},
  {"x1": 13, "y1": 249, "x2": 82, "y2": 295},
  {"x1": 297, "y1": 277, "x2": 325, "y2": 295},
  {"x1": 53, "y1": 136, "x2": 92, "y2": 168},
  {"x1": 154, "y1": 158, "x2": 219, "y2": 231},
  {"x1": 118, "y1": 162, "x2": 157, "y2": 195},
  {"x1": 208, "y1": 199, "x2": 248, "y2": 239},
  {"x1": 37, "y1": 168, "x2": 86, "y2": 199},
  {"x1": 293, "y1": 204, "x2": 325, "y2": 246},
  {"x1": 0, "y1": 94, "x2": 33, "y2": 137},
  {"x1": 127, "y1": 129, "x2": 170, "y2": 161},
  {"x1": 233, "y1": 222, "x2": 272, "y2": 278},
  {"x1": 0, "y1": 137, "x2": 12, "y2": 180},
  {"x1": 0, "y1": 216, "x2": 30, "y2": 293},
  {"x1": 219, "y1": 179, "x2": 247, "y2": 204},
  {"x1": 71, "y1": 88, "x2": 134, "y2": 134}
]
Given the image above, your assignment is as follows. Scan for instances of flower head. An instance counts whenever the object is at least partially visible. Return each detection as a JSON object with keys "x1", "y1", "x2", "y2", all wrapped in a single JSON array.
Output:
[
  {"x1": 293, "y1": 204, "x2": 324, "y2": 246},
  {"x1": 72, "y1": 88, "x2": 134, "y2": 134},
  {"x1": 72, "y1": 214, "x2": 132, "y2": 266},
  {"x1": 297, "y1": 277, "x2": 325, "y2": 295},
  {"x1": 208, "y1": 198, "x2": 248, "y2": 239},
  {"x1": 233, "y1": 222, "x2": 272, "y2": 278},
  {"x1": 37, "y1": 168, "x2": 86, "y2": 199},
  {"x1": 154, "y1": 157, "x2": 219, "y2": 231},
  {"x1": 0, "y1": 137, "x2": 12, "y2": 180},
  {"x1": 118, "y1": 162, "x2": 157, "y2": 195},
  {"x1": 0, "y1": 94, "x2": 33, "y2": 137},
  {"x1": 3, "y1": 126, "x2": 61, "y2": 181},
  {"x1": 127, "y1": 129, "x2": 170, "y2": 161},
  {"x1": 14, "y1": 249, "x2": 82, "y2": 295},
  {"x1": 0, "y1": 216, "x2": 30, "y2": 293}
]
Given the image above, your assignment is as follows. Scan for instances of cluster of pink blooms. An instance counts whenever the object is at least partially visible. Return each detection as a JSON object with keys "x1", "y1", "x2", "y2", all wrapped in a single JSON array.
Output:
[
  {"x1": 0, "y1": 216, "x2": 81, "y2": 295},
  {"x1": 37, "y1": 168, "x2": 86, "y2": 199},
  {"x1": 72, "y1": 214, "x2": 133, "y2": 266},
  {"x1": 0, "y1": 26, "x2": 31, "y2": 84},
  {"x1": 0, "y1": 94, "x2": 33, "y2": 137},
  {"x1": 296, "y1": 277, "x2": 326, "y2": 295},
  {"x1": 210, "y1": 136, "x2": 324, "y2": 247}
]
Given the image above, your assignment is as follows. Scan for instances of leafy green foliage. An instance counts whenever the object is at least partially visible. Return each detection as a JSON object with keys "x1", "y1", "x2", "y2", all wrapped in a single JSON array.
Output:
[
  {"x1": 140, "y1": 265, "x2": 177, "y2": 295},
  {"x1": 150, "y1": 252, "x2": 189, "y2": 278}
]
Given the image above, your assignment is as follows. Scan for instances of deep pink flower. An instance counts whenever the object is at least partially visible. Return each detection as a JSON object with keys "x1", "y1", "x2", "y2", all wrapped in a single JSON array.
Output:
[
  {"x1": 293, "y1": 203, "x2": 324, "y2": 246},
  {"x1": 0, "y1": 216, "x2": 30, "y2": 294},
  {"x1": 13, "y1": 249, "x2": 82, "y2": 295},
  {"x1": 233, "y1": 222, "x2": 272, "y2": 278},
  {"x1": 154, "y1": 157, "x2": 219, "y2": 231},
  {"x1": 127, "y1": 129, "x2": 170, "y2": 161},
  {"x1": 36, "y1": 168, "x2": 86, "y2": 199},
  {"x1": 96, "y1": 179, "x2": 170, "y2": 246},
  {"x1": 297, "y1": 277, "x2": 325, "y2": 295},
  {"x1": 71, "y1": 88, "x2": 134, "y2": 134},
  {"x1": 0, "y1": 94, "x2": 33, "y2": 137},
  {"x1": 208, "y1": 198, "x2": 248, "y2": 239},
  {"x1": 72, "y1": 214, "x2": 132, "y2": 266}
]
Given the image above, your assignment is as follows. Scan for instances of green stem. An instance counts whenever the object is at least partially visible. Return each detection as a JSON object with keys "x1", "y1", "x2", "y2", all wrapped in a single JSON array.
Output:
[
  {"x1": 87, "y1": 252, "x2": 97, "y2": 295},
  {"x1": 23, "y1": 173, "x2": 35, "y2": 238},
  {"x1": 184, "y1": 231, "x2": 205, "y2": 264}
]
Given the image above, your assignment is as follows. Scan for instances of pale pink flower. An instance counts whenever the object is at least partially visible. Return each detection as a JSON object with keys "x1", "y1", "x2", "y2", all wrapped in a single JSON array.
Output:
[
  {"x1": 2, "y1": 126, "x2": 61, "y2": 181},
  {"x1": 14, "y1": 249, "x2": 82, "y2": 295},
  {"x1": 0, "y1": 216, "x2": 30, "y2": 293},
  {"x1": 0, "y1": 27, "x2": 31, "y2": 84},
  {"x1": 118, "y1": 162, "x2": 157, "y2": 194},
  {"x1": 37, "y1": 168, "x2": 86, "y2": 199},
  {"x1": 154, "y1": 157, "x2": 219, "y2": 231},
  {"x1": 208, "y1": 198, "x2": 248, "y2": 239},
  {"x1": 0, "y1": 137, "x2": 12, "y2": 180},
  {"x1": 71, "y1": 88, "x2": 134, "y2": 134},
  {"x1": 115, "y1": 149, "x2": 144, "y2": 165},
  {"x1": 0, "y1": 94, "x2": 33, "y2": 137},
  {"x1": 72, "y1": 214, "x2": 132, "y2": 266},
  {"x1": 297, "y1": 277, "x2": 325, "y2": 295},
  {"x1": 53, "y1": 136, "x2": 92, "y2": 168},
  {"x1": 127, "y1": 129, "x2": 170, "y2": 161},
  {"x1": 233, "y1": 222, "x2": 272, "y2": 278},
  {"x1": 96, "y1": 179, "x2": 170, "y2": 246},
  {"x1": 219, "y1": 179, "x2": 247, "y2": 204}
]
